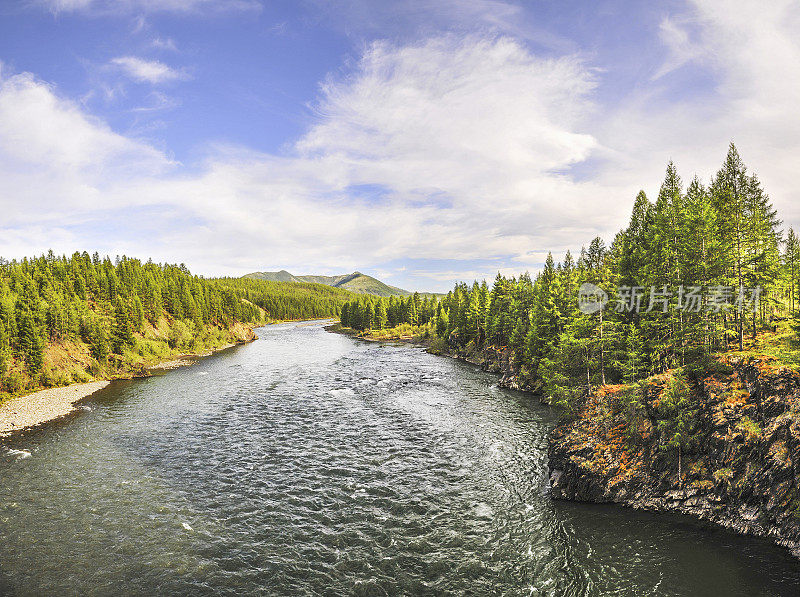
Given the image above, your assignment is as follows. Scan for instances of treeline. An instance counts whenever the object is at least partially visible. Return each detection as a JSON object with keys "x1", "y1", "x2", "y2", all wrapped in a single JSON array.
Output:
[
  {"x1": 339, "y1": 293, "x2": 437, "y2": 330},
  {"x1": 434, "y1": 144, "x2": 796, "y2": 406},
  {"x1": 0, "y1": 252, "x2": 349, "y2": 395},
  {"x1": 207, "y1": 277, "x2": 351, "y2": 321}
]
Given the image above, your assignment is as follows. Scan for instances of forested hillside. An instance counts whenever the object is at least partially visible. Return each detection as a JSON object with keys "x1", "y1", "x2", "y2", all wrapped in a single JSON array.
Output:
[
  {"x1": 434, "y1": 144, "x2": 795, "y2": 405},
  {"x1": 207, "y1": 277, "x2": 353, "y2": 321},
  {"x1": 0, "y1": 253, "x2": 349, "y2": 399},
  {"x1": 244, "y1": 270, "x2": 411, "y2": 297},
  {"x1": 343, "y1": 144, "x2": 799, "y2": 408}
]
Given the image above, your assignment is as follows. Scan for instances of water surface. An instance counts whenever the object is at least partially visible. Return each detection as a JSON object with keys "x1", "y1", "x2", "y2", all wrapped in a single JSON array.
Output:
[{"x1": 1, "y1": 322, "x2": 798, "y2": 595}]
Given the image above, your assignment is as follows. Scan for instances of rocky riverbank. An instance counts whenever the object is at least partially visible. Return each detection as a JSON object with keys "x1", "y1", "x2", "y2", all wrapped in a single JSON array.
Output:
[
  {"x1": 0, "y1": 324, "x2": 257, "y2": 438},
  {"x1": 548, "y1": 356, "x2": 800, "y2": 557},
  {"x1": 427, "y1": 340, "x2": 533, "y2": 392},
  {"x1": 0, "y1": 381, "x2": 110, "y2": 437},
  {"x1": 401, "y1": 334, "x2": 800, "y2": 558},
  {"x1": 328, "y1": 325, "x2": 800, "y2": 556}
]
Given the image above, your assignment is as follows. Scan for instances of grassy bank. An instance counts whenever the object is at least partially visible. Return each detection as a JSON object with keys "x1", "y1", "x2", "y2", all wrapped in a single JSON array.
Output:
[
  {"x1": 0, "y1": 316, "x2": 258, "y2": 406},
  {"x1": 329, "y1": 321, "x2": 435, "y2": 343}
]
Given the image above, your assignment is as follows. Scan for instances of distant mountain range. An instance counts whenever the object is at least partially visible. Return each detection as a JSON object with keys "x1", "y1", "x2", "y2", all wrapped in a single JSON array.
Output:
[{"x1": 242, "y1": 270, "x2": 411, "y2": 297}]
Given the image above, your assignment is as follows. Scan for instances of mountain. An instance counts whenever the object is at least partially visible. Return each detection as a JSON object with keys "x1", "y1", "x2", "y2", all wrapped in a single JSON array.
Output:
[{"x1": 242, "y1": 270, "x2": 411, "y2": 297}]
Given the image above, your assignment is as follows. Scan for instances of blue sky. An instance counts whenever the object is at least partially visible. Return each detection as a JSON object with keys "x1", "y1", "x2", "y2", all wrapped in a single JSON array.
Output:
[{"x1": 0, "y1": 0, "x2": 798, "y2": 292}]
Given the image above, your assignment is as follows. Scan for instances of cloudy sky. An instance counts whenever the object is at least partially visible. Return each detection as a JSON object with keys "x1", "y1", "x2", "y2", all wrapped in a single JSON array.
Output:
[{"x1": 0, "y1": 0, "x2": 798, "y2": 291}]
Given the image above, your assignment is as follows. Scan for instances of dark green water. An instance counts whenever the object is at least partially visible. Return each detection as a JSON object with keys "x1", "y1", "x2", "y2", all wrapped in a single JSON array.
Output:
[{"x1": 1, "y1": 321, "x2": 799, "y2": 596}]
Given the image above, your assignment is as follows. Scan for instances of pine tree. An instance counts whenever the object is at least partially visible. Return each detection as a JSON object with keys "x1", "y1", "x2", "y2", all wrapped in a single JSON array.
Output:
[
  {"x1": 365, "y1": 302, "x2": 375, "y2": 330},
  {"x1": 375, "y1": 300, "x2": 388, "y2": 329},
  {"x1": 679, "y1": 177, "x2": 722, "y2": 361},
  {"x1": 527, "y1": 254, "x2": 561, "y2": 372},
  {"x1": 89, "y1": 318, "x2": 110, "y2": 362},
  {"x1": 436, "y1": 307, "x2": 449, "y2": 338},
  {"x1": 622, "y1": 324, "x2": 645, "y2": 384},
  {"x1": 407, "y1": 297, "x2": 418, "y2": 327},
  {"x1": 709, "y1": 143, "x2": 780, "y2": 349},
  {"x1": 657, "y1": 373, "x2": 696, "y2": 484},
  {"x1": 0, "y1": 319, "x2": 8, "y2": 377},
  {"x1": 111, "y1": 299, "x2": 134, "y2": 354},
  {"x1": 18, "y1": 311, "x2": 43, "y2": 376},
  {"x1": 466, "y1": 282, "x2": 481, "y2": 344},
  {"x1": 786, "y1": 228, "x2": 800, "y2": 315}
]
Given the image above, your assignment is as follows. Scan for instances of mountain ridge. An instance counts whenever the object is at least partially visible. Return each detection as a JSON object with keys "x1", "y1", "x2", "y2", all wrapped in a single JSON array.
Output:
[{"x1": 242, "y1": 270, "x2": 411, "y2": 297}]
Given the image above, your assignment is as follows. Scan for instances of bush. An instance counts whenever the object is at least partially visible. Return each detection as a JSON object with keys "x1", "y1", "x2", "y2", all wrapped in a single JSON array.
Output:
[
  {"x1": 70, "y1": 367, "x2": 91, "y2": 383},
  {"x1": 39, "y1": 366, "x2": 59, "y2": 388},
  {"x1": 737, "y1": 416, "x2": 762, "y2": 442},
  {"x1": 168, "y1": 320, "x2": 194, "y2": 350},
  {"x1": 427, "y1": 337, "x2": 448, "y2": 355},
  {"x1": 1, "y1": 370, "x2": 26, "y2": 394},
  {"x1": 705, "y1": 360, "x2": 735, "y2": 376},
  {"x1": 618, "y1": 383, "x2": 647, "y2": 445}
]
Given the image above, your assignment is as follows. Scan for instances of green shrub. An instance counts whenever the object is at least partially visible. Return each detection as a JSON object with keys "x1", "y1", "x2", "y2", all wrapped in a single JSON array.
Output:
[
  {"x1": 618, "y1": 383, "x2": 647, "y2": 445},
  {"x1": 70, "y1": 367, "x2": 91, "y2": 383},
  {"x1": 427, "y1": 337, "x2": 448, "y2": 355},
  {"x1": 737, "y1": 416, "x2": 762, "y2": 442},
  {"x1": 168, "y1": 320, "x2": 194, "y2": 350},
  {"x1": 1, "y1": 370, "x2": 26, "y2": 394},
  {"x1": 713, "y1": 467, "x2": 734, "y2": 482},
  {"x1": 39, "y1": 366, "x2": 61, "y2": 388}
]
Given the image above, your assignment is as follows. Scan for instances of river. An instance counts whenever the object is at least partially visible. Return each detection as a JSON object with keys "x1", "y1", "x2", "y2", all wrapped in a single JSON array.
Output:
[{"x1": 1, "y1": 321, "x2": 798, "y2": 596}]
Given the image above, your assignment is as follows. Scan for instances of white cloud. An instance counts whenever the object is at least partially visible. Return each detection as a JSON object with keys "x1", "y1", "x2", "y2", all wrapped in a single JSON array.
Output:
[
  {"x1": 3, "y1": 2, "x2": 800, "y2": 291},
  {"x1": 2, "y1": 36, "x2": 606, "y2": 287},
  {"x1": 129, "y1": 91, "x2": 180, "y2": 112},
  {"x1": 177, "y1": 36, "x2": 610, "y2": 273},
  {"x1": 38, "y1": 0, "x2": 261, "y2": 15},
  {"x1": 651, "y1": 15, "x2": 704, "y2": 80},
  {"x1": 601, "y1": 0, "x2": 800, "y2": 230},
  {"x1": 42, "y1": 0, "x2": 92, "y2": 10},
  {"x1": 306, "y1": 0, "x2": 575, "y2": 53},
  {"x1": 110, "y1": 56, "x2": 188, "y2": 84},
  {"x1": 302, "y1": 37, "x2": 596, "y2": 175},
  {"x1": 151, "y1": 37, "x2": 178, "y2": 52},
  {"x1": 0, "y1": 69, "x2": 173, "y2": 226}
]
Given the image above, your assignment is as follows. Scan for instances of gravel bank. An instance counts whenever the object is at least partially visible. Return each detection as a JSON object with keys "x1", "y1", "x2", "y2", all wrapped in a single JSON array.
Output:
[{"x1": 0, "y1": 381, "x2": 110, "y2": 437}]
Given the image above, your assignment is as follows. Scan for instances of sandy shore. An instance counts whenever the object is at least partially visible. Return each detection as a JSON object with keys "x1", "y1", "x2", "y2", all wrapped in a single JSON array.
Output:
[{"x1": 0, "y1": 381, "x2": 110, "y2": 437}]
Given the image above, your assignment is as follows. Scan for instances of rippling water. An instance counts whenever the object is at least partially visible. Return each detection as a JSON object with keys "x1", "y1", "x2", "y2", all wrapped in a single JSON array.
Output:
[{"x1": 1, "y1": 322, "x2": 799, "y2": 596}]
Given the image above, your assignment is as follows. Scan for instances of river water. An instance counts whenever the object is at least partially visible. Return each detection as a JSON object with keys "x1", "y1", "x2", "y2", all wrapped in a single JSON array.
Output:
[{"x1": 1, "y1": 321, "x2": 798, "y2": 596}]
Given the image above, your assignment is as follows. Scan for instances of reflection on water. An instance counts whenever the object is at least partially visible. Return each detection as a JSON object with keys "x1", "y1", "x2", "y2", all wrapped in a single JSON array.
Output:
[{"x1": 1, "y1": 322, "x2": 798, "y2": 596}]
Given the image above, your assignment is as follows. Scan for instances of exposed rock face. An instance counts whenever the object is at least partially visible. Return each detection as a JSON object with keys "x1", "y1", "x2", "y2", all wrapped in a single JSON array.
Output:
[
  {"x1": 438, "y1": 336, "x2": 535, "y2": 392},
  {"x1": 548, "y1": 357, "x2": 800, "y2": 556}
]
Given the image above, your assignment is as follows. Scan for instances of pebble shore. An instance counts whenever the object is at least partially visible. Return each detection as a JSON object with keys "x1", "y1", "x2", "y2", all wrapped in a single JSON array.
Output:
[
  {"x1": 0, "y1": 327, "x2": 258, "y2": 437},
  {"x1": 0, "y1": 381, "x2": 110, "y2": 437}
]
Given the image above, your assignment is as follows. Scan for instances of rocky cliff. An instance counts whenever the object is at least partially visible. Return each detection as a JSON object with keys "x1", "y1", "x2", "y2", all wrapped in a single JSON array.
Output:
[
  {"x1": 548, "y1": 356, "x2": 800, "y2": 556},
  {"x1": 431, "y1": 336, "x2": 535, "y2": 392}
]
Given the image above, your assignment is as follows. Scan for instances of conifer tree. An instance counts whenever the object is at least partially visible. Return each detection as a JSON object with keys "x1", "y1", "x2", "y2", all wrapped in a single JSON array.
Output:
[
  {"x1": 18, "y1": 311, "x2": 43, "y2": 376},
  {"x1": 0, "y1": 319, "x2": 8, "y2": 377},
  {"x1": 436, "y1": 307, "x2": 449, "y2": 338},
  {"x1": 622, "y1": 324, "x2": 646, "y2": 384},
  {"x1": 785, "y1": 228, "x2": 800, "y2": 315},
  {"x1": 111, "y1": 299, "x2": 134, "y2": 354},
  {"x1": 375, "y1": 301, "x2": 388, "y2": 329}
]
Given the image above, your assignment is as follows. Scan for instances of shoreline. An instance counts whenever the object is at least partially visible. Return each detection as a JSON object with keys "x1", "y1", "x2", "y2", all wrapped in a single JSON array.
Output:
[
  {"x1": 0, "y1": 381, "x2": 110, "y2": 438},
  {"x1": 326, "y1": 324, "x2": 800, "y2": 560},
  {"x1": 0, "y1": 319, "x2": 334, "y2": 439},
  {"x1": 0, "y1": 327, "x2": 261, "y2": 439},
  {"x1": 323, "y1": 323, "x2": 418, "y2": 344}
]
